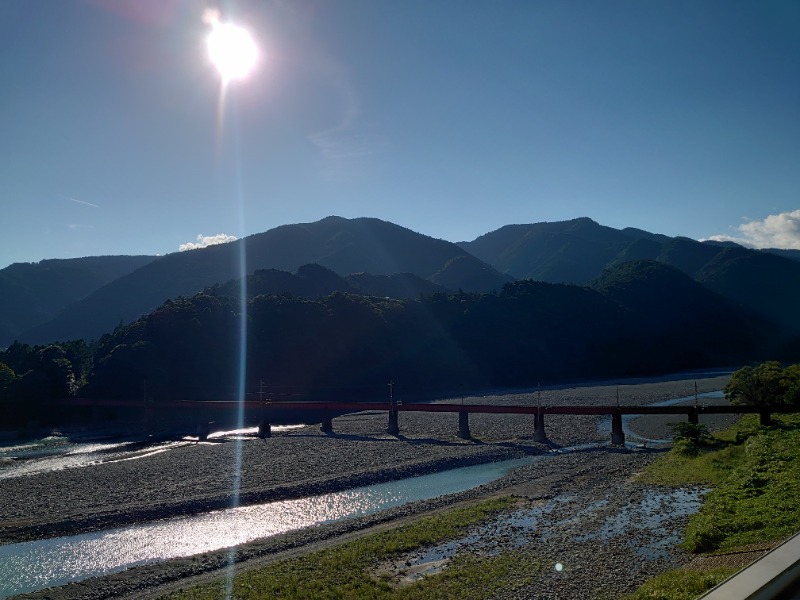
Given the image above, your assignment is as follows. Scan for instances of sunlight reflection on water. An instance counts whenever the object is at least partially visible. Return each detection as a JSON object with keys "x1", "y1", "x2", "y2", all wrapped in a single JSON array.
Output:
[{"x1": 0, "y1": 455, "x2": 537, "y2": 598}]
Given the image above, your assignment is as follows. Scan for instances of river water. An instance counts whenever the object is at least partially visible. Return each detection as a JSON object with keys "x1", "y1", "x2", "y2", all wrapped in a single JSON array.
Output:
[
  {"x1": 0, "y1": 391, "x2": 724, "y2": 598},
  {"x1": 0, "y1": 456, "x2": 538, "y2": 598}
]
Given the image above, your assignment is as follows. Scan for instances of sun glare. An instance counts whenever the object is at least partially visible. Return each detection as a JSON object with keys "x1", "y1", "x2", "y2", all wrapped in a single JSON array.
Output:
[{"x1": 205, "y1": 13, "x2": 258, "y2": 85}]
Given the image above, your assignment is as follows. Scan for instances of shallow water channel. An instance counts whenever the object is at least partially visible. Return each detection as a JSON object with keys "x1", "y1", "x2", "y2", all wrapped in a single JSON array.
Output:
[
  {"x1": 396, "y1": 487, "x2": 706, "y2": 582},
  {"x1": 0, "y1": 456, "x2": 539, "y2": 598}
]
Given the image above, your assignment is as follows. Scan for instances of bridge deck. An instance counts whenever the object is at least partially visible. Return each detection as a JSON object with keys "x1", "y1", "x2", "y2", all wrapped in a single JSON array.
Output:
[{"x1": 62, "y1": 398, "x2": 789, "y2": 417}]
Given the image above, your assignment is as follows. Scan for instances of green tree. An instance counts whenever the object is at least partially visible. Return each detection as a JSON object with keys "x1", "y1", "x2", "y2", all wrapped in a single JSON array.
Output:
[
  {"x1": 725, "y1": 361, "x2": 796, "y2": 406},
  {"x1": 0, "y1": 361, "x2": 14, "y2": 391},
  {"x1": 783, "y1": 364, "x2": 800, "y2": 405}
]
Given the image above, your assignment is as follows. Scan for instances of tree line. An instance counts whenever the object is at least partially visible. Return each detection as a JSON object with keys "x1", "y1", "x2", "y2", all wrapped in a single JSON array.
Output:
[{"x1": 0, "y1": 279, "x2": 794, "y2": 429}]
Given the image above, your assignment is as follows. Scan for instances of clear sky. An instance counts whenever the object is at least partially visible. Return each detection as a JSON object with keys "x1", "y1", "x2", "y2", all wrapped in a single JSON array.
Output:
[{"x1": 2, "y1": 0, "x2": 799, "y2": 267}]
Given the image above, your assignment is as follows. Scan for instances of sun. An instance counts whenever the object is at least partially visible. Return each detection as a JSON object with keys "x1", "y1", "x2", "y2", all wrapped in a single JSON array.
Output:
[{"x1": 205, "y1": 14, "x2": 258, "y2": 85}]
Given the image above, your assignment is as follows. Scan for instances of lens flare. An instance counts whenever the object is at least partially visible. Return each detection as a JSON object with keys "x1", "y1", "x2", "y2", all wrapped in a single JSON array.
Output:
[{"x1": 204, "y1": 10, "x2": 259, "y2": 85}]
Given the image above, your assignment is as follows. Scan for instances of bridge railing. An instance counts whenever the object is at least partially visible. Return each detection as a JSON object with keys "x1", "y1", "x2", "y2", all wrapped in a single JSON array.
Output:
[{"x1": 59, "y1": 397, "x2": 799, "y2": 442}]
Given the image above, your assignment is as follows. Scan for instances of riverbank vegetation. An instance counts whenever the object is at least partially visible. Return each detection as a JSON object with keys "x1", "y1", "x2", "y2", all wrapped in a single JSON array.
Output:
[
  {"x1": 161, "y1": 496, "x2": 539, "y2": 600},
  {"x1": 628, "y1": 411, "x2": 800, "y2": 599}
]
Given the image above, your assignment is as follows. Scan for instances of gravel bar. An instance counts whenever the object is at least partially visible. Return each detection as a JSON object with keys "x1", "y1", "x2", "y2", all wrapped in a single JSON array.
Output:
[{"x1": 2, "y1": 373, "x2": 731, "y2": 599}]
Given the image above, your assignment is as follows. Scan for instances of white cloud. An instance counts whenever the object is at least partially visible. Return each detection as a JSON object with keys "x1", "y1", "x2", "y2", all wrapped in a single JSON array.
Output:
[
  {"x1": 179, "y1": 233, "x2": 238, "y2": 251},
  {"x1": 703, "y1": 210, "x2": 800, "y2": 250}
]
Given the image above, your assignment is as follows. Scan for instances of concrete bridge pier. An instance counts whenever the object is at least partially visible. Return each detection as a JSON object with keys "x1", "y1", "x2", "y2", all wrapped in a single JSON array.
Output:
[
  {"x1": 458, "y1": 410, "x2": 471, "y2": 439},
  {"x1": 611, "y1": 411, "x2": 625, "y2": 445},
  {"x1": 387, "y1": 407, "x2": 400, "y2": 436},
  {"x1": 258, "y1": 405, "x2": 271, "y2": 438},
  {"x1": 533, "y1": 411, "x2": 548, "y2": 443},
  {"x1": 320, "y1": 414, "x2": 333, "y2": 433},
  {"x1": 196, "y1": 421, "x2": 210, "y2": 441},
  {"x1": 258, "y1": 418, "x2": 271, "y2": 438}
]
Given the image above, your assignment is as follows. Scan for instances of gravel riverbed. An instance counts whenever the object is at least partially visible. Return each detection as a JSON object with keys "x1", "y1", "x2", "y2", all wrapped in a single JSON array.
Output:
[{"x1": 2, "y1": 373, "x2": 731, "y2": 599}]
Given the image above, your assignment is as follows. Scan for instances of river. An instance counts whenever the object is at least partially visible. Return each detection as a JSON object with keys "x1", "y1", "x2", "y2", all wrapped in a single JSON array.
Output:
[
  {"x1": 0, "y1": 389, "x2": 725, "y2": 598},
  {"x1": 0, "y1": 455, "x2": 539, "y2": 598}
]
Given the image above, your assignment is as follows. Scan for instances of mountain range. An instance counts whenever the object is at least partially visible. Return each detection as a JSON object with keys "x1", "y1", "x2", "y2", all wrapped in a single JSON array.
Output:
[{"x1": 2, "y1": 216, "x2": 799, "y2": 349}]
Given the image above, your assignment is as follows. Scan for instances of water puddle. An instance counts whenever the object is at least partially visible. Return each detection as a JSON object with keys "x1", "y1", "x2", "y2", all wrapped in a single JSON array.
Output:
[
  {"x1": 575, "y1": 488, "x2": 707, "y2": 560},
  {"x1": 383, "y1": 488, "x2": 706, "y2": 581}
]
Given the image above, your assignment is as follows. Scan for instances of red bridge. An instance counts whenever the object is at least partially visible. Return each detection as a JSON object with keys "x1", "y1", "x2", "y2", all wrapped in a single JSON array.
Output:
[{"x1": 62, "y1": 397, "x2": 793, "y2": 445}]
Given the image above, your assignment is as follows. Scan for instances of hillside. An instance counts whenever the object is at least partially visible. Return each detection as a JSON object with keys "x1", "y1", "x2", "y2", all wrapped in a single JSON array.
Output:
[
  {"x1": 461, "y1": 218, "x2": 800, "y2": 336},
  {"x1": 207, "y1": 263, "x2": 447, "y2": 300},
  {"x1": 459, "y1": 218, "x2": 671, "y2": 284},
  {"x1": 9, "y1": 215, "x2": 800, "y2": 351},
  {"x1": 18, "y1": 217, "x2": 510, "y2": 344},
  {"x1": 590, "y1": 260, "x2": 774, "y2": 366},
  {"x1": 0, "y1": 255, "x2": 156, "y2": 346},
  {"x1": 82, "y1": 272, "x2": 773, "y2": 402}
]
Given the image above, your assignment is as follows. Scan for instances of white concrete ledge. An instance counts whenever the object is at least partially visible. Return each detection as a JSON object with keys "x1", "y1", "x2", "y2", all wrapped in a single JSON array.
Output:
[{"x1": 700, "y1": 531, "x2": 800, "y2": 599}]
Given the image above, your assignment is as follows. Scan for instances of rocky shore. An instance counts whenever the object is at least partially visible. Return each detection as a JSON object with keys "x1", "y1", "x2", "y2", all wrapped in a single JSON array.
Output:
[{"x1": 2, "y1": 373, "x2": 731, "y2": 599}]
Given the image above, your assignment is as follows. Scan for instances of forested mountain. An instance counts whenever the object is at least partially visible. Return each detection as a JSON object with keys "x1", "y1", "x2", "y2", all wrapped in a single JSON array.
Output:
[
  {"x1": 81, "y1": 273, "x2": 777, "y2": 404},
  {"x1": 0, "y1": 256, "x2": 156, "y2": 345},
  {"x1": 460, "y1": 218, "x2": 800, "y2": 334},
  {"x1": 760, "y1": 248, "x2": 800, "y2": 262},
  {"x1": 15, "y1": 217, "x2": 510, "y2": 345},
  {"x1": 6, "y1": 216, "x2": 799, "y2": 349},
  {"x1": 207, "y1": 263, "x2": 447, "y2": 300},
  {"x1": 590, "y1": 260, "x2": 774, "y2": 367},
  {"x1": 4, "y1": 218, "x2": 797, "y2": 425}
]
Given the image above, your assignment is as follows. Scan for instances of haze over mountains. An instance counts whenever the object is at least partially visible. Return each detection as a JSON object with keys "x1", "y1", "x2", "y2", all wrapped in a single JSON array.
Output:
[{"x1": 2, "y1": 216, "x2": 800, "y2": 349}]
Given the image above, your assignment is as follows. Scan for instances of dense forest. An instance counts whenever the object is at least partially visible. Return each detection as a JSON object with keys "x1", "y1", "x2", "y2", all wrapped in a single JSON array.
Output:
[{"x1": 2, "y1": 257, "x2": 794, "y2": 429}]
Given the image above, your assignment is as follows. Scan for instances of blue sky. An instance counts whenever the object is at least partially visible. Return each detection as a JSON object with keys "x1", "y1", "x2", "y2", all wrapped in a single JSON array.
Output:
[{"x1": 2, "y1": 0, "x2": 798, "y2": 267}]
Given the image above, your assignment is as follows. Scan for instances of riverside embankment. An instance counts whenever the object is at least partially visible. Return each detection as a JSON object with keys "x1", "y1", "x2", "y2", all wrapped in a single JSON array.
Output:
[{"x1": 0, "y1": 374, "x2": 730, "y2": 599}]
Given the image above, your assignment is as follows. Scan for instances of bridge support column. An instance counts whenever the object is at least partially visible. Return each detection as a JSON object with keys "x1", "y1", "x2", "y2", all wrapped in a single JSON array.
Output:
[
  {"x1": 458, "y1": 410, "x2": 471, "y2": 439},
  {"x1": 688, "y1": 408, "x2": 699, "y2": 425},
  {"x1": 258, "y1": 404, "x2": 271, "y2": 439},
  {"x1": 759, "y1": 409, "x2": 771, "y2": 427},
  {"x1": 320, "y1": 414, "x2": 333, "y2": 433},
  {"x1": 196, "y1": 421, "x2": 210, "y2": 441},
  {"x1": 388, "y1": 407, "x2": 400, "y2": 436},
  {"x1": 533, "y1": 411, "x2": 548, "y2": 443},
  {"x1": 611, "y1": 411, "x2": 625, "y2": 445}
]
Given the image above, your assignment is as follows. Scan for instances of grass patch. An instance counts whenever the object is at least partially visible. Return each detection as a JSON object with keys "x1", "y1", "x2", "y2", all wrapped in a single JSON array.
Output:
[
  {"x1": 627, "y1": 413, "x2": 800, "y2": 600},
  {"x1": 637, "y1": 415, "x2": 762, "y2": 487},
  {"x1": 623, "y1": 568, "x2": 736, "y2": 600},
  {"x1": 162, "y1": 496, "x2": 540, "y2": 600},
  {"x1": 641, "y1": 414, "x2": 800, "y2": 553},
  {"x1": 683, "y1": 417, "x2": 800, "y2": 553}
]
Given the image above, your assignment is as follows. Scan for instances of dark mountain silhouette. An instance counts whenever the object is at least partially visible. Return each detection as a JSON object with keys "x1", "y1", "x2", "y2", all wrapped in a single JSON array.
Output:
[
  {"x1": 702, "y1": 240, "x2": 800, "y2": 263},
  {"x1": 9, "y1": 215, "x2": 799, "y2": 350},
  {"x1": 460, "y1": 217, "x2": 800, "y2": 335},
  {"x1": 459, "y1": 217, "x2": 671, "y2": 284},
  {"x1": 345, "y1": 272, "x2": 447, "y2": 298},
  {"x1": 761, "y1": 248, "x2": 800, "y2": 262},
  {"x1": 18, "y1": 217, "x2": 509, "y2": 344},
  {"x1": 0, "y1": 255, "x2": 156, "y2": 346},
  {"x1": 590, "y1": 260, "x2": 775, "y2": 366},
  {"x1": 207, "y1": 263, "x2": 447, "y2": 300},
  {"x1": 83, "y1": 266, "x2": 774, "y2": 404}
]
